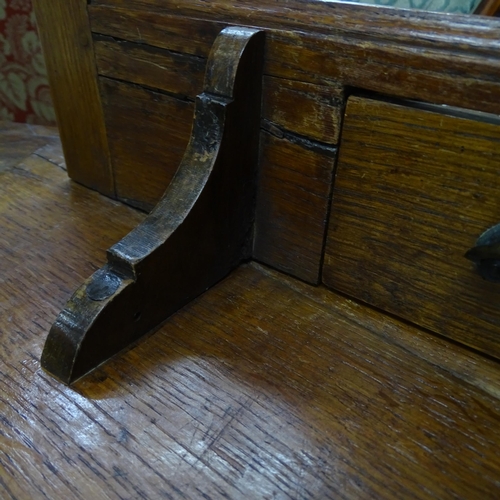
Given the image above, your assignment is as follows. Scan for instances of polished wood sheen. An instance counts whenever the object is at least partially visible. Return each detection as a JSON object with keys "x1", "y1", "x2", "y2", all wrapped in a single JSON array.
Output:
[
  {"x1": 2, "y1": 124, "x2": 500, "y2": 498},
  {"x1": 20, "y1": 2, "x2": 500, "y2": 496},
  {"x1": 324, "y1": 96, "x2": 500, "y2": 360}
]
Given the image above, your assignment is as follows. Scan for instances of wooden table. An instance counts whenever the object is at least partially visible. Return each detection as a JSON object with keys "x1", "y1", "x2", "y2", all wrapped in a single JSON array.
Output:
[{"x1": 1, "y1": 122, "x2": 500, "y2": 499}]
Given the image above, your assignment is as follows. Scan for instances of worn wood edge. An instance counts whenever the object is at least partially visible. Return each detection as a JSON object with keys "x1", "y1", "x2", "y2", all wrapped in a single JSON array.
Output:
[
  {"x1": 92, "y1": 36, "x2": 344, "y2": 144},
  {"x1": 90, "y1": 1, "x2": 500, "y2": 54},
  {"x1": 41, "y1": 27, "x2": 265, "y2": 384},
  {"x1": 262, "y1": 75, "x2": 344, "y2": 145},
  {"x1": 33, "y1": 0, "x2": 114, "y2": 196},
  {"x1": 92, "y1": 37, "x2": 345, "y2": 145},
  {"x1": 96, "y1": 72, "x2": 342, "y2": 285},
  {"x1": 88, "y1": 3, "x2": 500, "y2": 116}
]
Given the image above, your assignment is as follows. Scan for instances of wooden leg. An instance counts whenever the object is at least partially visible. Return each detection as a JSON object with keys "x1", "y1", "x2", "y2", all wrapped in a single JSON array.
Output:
[{"x1": 41, "y1": 27, "x2": 265, "y2": 384}]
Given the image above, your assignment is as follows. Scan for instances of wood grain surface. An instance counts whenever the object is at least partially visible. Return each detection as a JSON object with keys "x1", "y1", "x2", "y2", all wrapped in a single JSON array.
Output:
[
  {"x1": 41, "y1": 28, "x2": 266, "y2": 383},
  {"x1": 99, "y1": 78, "x2": 194, "y2": 210},
  {"x1": 262, "y1": 76, "x2": 344, "y2": 145},
  {"x1": 92, "y1": 32, "x2": 344, "y2": 146},
  {"x1": 33, "y1": 0, "x2": 114, "y2": 196},
  {"x1": 2, "y1": 124, "x2": 500, "y2": 499},
  {"x1": 89, "y1": 0, "x2": 500, "y2": 115},
  {"x1": 324, "y1": 96, "x2": 500, "y2": 360},
  {"x1": 0, "y1": 122, "x2": 61, "y2": 172},
  {"x1": 90, "y1": 11, "x2": 343, "y2": 281},
  {"x1": 85, "y1": 0, "x2": 500, "y2": 285},
  {"x1": 253, "y1": 130, "x2": 336, "y2": 284},
  {"x1": 94, "y1": 36, "x2": 206, "y2": 99},
  {"x1": 89, "y1": 6, "x2": 222, "y2": 58}
]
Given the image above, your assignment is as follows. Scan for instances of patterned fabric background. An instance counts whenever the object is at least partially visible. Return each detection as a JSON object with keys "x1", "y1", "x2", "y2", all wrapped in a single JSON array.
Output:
[{"x1": 0, "y1": 0, "x2": 55, "y2": 125}]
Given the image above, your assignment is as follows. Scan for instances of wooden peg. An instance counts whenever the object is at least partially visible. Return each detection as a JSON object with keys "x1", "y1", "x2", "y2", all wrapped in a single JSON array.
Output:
[{"x1": 41, "y1": 27, "x2": 265, "y2": 384}]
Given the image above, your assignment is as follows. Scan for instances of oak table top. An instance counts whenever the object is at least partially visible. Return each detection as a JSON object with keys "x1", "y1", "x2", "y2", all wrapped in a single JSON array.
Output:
[{"x1": 1, "y1": 122, "x2": 500, "y2": 499}]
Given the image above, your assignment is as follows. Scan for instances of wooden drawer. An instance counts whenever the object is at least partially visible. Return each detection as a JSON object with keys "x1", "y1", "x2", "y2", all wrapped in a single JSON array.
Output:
[
  {"x1": 324, "y1": 96, "x2": 500, "y2": 359},
  {"x1": 36, "y1": 0, "x2": 500, "y2": 286},
  {"x1": 25, "y1": 4, "x2": 500, "y2": 494}
]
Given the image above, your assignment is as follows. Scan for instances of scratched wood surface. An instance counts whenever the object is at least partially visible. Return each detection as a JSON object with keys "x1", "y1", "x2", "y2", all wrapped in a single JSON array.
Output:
[
  {"x1": 41, "y1": 27, "x2": 266, "y2": 384},
  {"x1": 91, "y1": 18, "x2": 342, "y2": 283},
  {"x1": 2, "y1": 123, "x2": 500, "y2": 498},
  {"x1": 36, "y1": 1, "x2": 500, "y2": 284},
  {"x1": 91, "y1": 30, "x2": 339, "y2": 283},
  {"x1": 253, "y1": 129, "x2": 336, "y2": 283},
  {"x1": 324, "y1": 96, "x2": 500, "y2": 360},
  {"x1": 89, "y1": 1, "x2": 500, "y2": 114},
  {"x1": 84, "y1": 0, "x2": 500, "y2": 284},
  {"x1": 93, "y1": 36, "x2": 344, "y2": 145}
]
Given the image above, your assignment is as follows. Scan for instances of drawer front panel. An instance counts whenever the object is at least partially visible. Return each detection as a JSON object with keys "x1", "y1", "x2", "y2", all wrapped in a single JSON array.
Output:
[{"x1": 323, "y1": 96, "x2": 500, "y2": 358}]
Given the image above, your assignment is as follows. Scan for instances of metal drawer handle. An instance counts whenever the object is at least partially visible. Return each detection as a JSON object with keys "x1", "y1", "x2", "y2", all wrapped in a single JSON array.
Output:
[{"x1": 465, "y1": 224, "x2": 500, "y2": 283}]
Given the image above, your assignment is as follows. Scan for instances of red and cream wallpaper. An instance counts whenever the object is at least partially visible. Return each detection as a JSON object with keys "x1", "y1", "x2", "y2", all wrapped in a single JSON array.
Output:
[{"x1": 0, "y1": 0, "x2": 55, "y2": 125}]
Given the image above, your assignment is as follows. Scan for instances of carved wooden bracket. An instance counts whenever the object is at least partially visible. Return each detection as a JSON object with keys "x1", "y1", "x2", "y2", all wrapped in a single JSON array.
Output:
[{"x1": 41, "y1": 27, "x2": 265, "y2": 384}]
